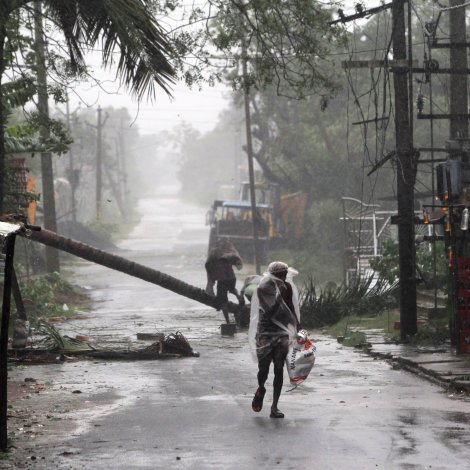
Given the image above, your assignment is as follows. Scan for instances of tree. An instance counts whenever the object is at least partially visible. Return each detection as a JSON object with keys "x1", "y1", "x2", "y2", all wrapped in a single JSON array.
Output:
[
  {"x1": 169, "y1": 0, "x2": 347, "y2": 99},
  {"x1": 0, "y1": 0, "x2": 176, "y2": 214}
]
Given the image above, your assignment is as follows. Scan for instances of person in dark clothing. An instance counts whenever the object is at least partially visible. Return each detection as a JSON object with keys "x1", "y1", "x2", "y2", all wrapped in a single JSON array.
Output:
[
  {"x1": 205, "y1": 238, "x2": 243, "y2": 324},
  {"x1": 249, "y1": 261, "x2": 300, "y2": 418}
]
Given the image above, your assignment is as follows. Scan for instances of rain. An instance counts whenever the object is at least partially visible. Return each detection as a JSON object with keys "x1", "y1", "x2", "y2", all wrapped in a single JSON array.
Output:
[{"x1": 1, "y1": 1, "x2": 470, "y2": 469}]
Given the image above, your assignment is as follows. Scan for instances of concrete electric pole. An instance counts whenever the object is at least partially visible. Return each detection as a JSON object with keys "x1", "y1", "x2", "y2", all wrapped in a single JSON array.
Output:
[
  {"x1": 449, "y1": 0, "x2": 468, "y2": 144},
  {"x1": 392, "y1": 0, "x2": 417, "y2": 339}
]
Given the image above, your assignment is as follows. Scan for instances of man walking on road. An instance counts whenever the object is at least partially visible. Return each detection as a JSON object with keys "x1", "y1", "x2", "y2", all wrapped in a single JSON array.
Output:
[{"x1": 249, "y1": 261, "x2": 301, "y2": 418}]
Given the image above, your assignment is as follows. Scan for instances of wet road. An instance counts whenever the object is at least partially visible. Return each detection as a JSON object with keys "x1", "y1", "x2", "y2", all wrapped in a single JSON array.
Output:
[{"x1": 14, "y1": 190, "x2": 470, "y2": 469}]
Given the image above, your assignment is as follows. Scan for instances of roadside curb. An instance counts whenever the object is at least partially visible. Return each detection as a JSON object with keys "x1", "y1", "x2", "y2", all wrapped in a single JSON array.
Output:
[{"x1": 365, "y1": 346, "x2": 470, "y2": 395}]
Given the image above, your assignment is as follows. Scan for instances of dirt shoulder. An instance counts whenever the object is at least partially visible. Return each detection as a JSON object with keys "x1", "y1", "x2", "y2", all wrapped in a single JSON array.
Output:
[{"x1": 2, "y1": 359, "x2": 121, "y2": 469}]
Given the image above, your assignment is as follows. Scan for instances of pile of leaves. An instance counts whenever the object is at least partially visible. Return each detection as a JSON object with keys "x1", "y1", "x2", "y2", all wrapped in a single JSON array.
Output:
[
  {"x1": 299, "y1": 274, "x2": 398, "y2": 329},
  {"x1": 159, "y1": 332, "x2": 199, "y2": 357}
]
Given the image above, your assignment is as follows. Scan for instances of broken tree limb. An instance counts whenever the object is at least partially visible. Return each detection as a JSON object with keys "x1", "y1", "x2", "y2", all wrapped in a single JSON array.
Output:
[{"x1": 19, "y1": 228, "x2": 240, "y2": 314}]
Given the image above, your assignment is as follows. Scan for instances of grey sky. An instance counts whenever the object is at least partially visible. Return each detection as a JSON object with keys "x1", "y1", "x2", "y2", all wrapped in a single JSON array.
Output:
[{"x1": 68, "y1": 72, "x2": 231, "y2": 136}]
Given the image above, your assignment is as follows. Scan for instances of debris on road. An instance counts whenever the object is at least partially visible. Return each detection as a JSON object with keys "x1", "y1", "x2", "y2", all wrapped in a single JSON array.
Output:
[
  {"x1": 8, "y1": 328, "x2": 199, "y2": 364},
  {"x1": 37, "y1": 321, "x2": 95, "y2": 353}
]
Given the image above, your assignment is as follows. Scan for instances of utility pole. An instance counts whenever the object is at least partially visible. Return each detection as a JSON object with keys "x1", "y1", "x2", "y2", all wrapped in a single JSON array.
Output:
[
  {"x1": 241, "y1": 34, "x2": 261, "y2": 274},
  {"x1": 65, "y1": 99, "x2": 77, "y2": 223},
  {"x1": 96, "y1": 106, "x2": 107, "y2": 224},
  {"x1": 34, "y1": 1, "x2": 60, "y2": 273},
  {"x1": 335, "y1": 2, "x2": 418, "y2": 337},
  {"x1": 448, "y1": 1, "x2": 469, "y2": 350},
  {"x1": 449, "y1": 1, "x2": 468, "y2": 145},
  {"x1": 118, "y1": 117, "x2": 128, "y2": 212},
  {"x1": 392, "y1": 0, "x2": 417, "y2": 338}
]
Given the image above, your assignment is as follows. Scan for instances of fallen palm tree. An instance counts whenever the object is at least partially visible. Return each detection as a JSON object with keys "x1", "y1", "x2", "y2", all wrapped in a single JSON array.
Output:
[{"x1": 19, "y1": 227, "x2": 240, "y2": 314}]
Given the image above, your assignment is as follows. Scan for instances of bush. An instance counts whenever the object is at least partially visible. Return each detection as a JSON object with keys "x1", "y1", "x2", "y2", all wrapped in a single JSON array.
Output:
[
  {"x1": 299, "y1": 274, "x2": 398, "y2": 328},
  {"x1": 369, "y1": 240, "x2": 399, "y2": 284},
  {"x1": 370, "y1": 239, "x2": 449, "y2": 291},
  {"x1": 18, "y1": 272, "x2": 87, "y2": 324}
]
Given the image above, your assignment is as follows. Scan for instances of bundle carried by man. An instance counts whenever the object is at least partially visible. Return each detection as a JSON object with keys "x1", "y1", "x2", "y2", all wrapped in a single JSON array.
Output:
[{"x1": 285, "y1": 328, "x2": 316, "y2": 387}]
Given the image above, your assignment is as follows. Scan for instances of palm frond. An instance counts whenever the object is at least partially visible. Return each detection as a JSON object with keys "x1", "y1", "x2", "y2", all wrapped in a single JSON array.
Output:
[
  {"x1": 44, "y1": 0, "x2": 175, "y2": 99},
  {"x1": 37, "y1": 320, "x2": 95, "y2": 353},
  {"x1": 300, "y1": 274, "x2": 399, "y2": 328}
]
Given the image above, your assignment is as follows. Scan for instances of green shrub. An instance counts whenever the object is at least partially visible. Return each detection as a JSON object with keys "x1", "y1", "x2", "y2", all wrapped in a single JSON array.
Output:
[
  {"x1": 18, "y1": 272, "x2": 85, "y2": 324},
  {"x1": 299, "y1": 274, "x2": 398, "y2": 328},
  {"x1": 370, "y1": 239, "x2": 449, "y2": 290},
  {"x1": 369, "y1": 240, "x2": 399, "y2": 283}
]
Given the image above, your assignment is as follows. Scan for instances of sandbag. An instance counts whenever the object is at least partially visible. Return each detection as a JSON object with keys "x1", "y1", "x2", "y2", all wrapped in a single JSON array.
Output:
[{"x1": 285, "y1": 331, "x2": 316, "y2": 386}]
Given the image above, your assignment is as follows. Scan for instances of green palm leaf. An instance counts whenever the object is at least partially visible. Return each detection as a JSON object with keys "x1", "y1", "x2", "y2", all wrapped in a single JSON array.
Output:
[{"x1": 43, "y1": 0, "x2": 175, "y2": 98}]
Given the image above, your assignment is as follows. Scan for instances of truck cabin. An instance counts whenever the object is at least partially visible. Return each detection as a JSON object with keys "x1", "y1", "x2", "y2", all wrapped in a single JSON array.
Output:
[
  {"x1": 210, "y1": 200, "x2": 273, "y2": 238},
  {"x1": 239, "y1": 182, "x2": 280, "y2": 207}
]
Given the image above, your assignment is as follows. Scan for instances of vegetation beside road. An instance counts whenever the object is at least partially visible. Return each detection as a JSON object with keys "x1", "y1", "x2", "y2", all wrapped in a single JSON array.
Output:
[
  {"x1": 293, "y1": 270, "x2": 451, "y2": 348},
  {"x1": 323, "y1": 308, "x2": 451, "y2": 348},
  {"x1": 15, "y1": 272, "x2": 89, "y2": 326},
  {"x1": 298, "y1": 275, "x2": 398, "y2": 329}
]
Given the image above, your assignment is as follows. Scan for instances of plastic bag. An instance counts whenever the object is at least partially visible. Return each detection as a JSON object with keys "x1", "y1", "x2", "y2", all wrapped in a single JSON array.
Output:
[{"x1": 285, "y1": 330, "x2": 316, "y2": 386}]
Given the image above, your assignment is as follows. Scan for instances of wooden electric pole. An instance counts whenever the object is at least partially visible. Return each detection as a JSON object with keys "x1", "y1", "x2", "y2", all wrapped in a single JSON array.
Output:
[
  {"x1": 65, "y1": 99, "x2": 77, "y2": 223},
  {"x1": 34, "y1": 1, "x2": 60, "y2": 273},
  {"x1": 392, "y1": 0, "x2": 417, "y2": 338},
  {"x1": 241, "y1": 34, "x2": 261, "y2": 274},
  {"x1": 96, "y1": 106, "x2": 103, "y2": 223},
  {"x1": 118, "y1": 117, "x2": 128, "y2": 211}
]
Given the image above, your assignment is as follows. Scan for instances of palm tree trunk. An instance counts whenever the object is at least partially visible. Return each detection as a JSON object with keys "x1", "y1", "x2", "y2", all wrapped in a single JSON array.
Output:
[{"x1": 20, "y1": 228, "x2": 240, "y2": 314}]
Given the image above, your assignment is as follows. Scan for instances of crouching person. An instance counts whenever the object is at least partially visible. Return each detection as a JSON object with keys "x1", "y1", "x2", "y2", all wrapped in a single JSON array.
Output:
[{"x1": 205, "y1": 238, "x2": 244, "y2": 324}]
